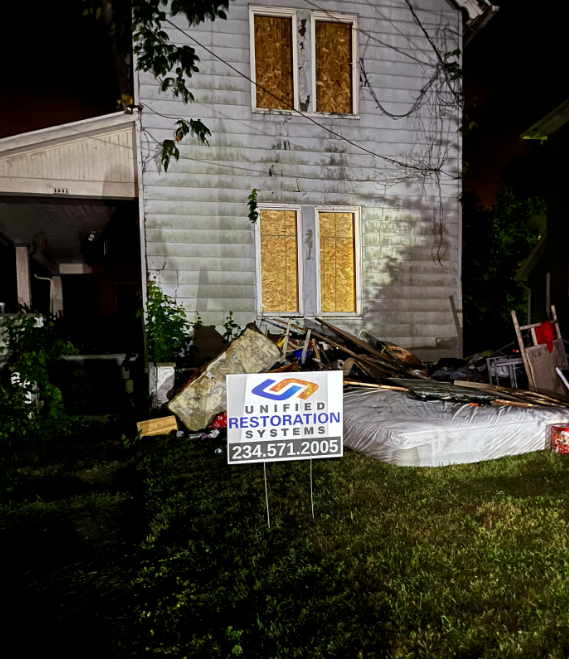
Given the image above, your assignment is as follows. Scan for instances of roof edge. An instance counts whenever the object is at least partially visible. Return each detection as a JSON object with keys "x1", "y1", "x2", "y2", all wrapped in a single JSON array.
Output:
[
  {"x1": 521, "y1": 99, "x2": 569, "y2": 140},
  {"x1": 515, "y1": 231, "x2": 547, "y2": 282},
  {"x1": 451, "y1": 0, "x2": 499, "y2": 45},
  {"x1": 0, "y1": 110, "x2": 138, "y2": 156}
]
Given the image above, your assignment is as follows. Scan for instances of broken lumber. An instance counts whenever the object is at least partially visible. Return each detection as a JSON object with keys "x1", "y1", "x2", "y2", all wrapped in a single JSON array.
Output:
[{"x1": 137, "y1": 416, "x2": 178, "y2": 437}]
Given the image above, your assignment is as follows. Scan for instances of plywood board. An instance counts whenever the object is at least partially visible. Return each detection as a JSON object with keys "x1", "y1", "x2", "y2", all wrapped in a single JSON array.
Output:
[
  {"x1": 319, "y1": 212, "x2": 356, "y2": 312},
  {"x1": 315, "y1": 21, "x2": 352, "y2": 114},
  {"x1": 260, "y1": 209, "x2": 299, "y2": 312},
  {"x1": 254, "y1": 15, "x2": 294, "y2": 110}
]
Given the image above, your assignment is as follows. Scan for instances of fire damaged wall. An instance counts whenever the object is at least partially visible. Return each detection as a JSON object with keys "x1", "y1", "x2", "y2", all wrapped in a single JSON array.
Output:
[{"x1": 137, "y1": 0, "x2": 463, "y2": 360}]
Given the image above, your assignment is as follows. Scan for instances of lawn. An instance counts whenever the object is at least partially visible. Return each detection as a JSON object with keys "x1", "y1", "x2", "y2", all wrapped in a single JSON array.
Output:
[{"x1": 3, "y1": 430, "x2": 569, "y2": 658}]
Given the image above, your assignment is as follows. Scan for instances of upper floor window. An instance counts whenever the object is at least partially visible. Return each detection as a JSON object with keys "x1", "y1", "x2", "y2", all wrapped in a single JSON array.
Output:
[
  {"x1": 313, "y1": 17, "x2": 356, "y2": 114},
  {"x1": 250, "y1": 8, "x2": 357, "y2": 116},
  {"x1": 250, "y1": 8, "x2": 298, "y2": 111}
]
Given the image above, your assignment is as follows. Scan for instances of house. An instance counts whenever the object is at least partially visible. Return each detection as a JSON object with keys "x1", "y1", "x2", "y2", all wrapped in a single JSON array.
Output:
[
  {"x1": 0, "y1": 0, "x2": 496, "y2": 379},
  {"x1": 0, "y1": 112, "x2": 143, "y2": 354},
  {"x1": 517, "y1": 99, "x2": 569, "y2": 329}
]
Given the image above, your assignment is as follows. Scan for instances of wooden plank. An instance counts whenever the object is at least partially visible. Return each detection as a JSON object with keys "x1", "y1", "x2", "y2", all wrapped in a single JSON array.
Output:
[
  {"x1": 137, "y1": 416, "x2": 178, "y2": 437},
  {"x1": 512, "y1": 309, "x2": 537, "y2": 391},
  {"x1": 491, "y1": 399, "x2": 534, "y2": 408},
  {"x1": 281, "y1": 318, "x2": 291, "y2": 363},
  {"x1": 449, "y1": 294, "x2": 463, "y2": 357},
  {"x1": 316, "y1": 318, "x2": 403, "y2": 370},
  {"x1": 344, "y1": 380, "x2": 408, "y2": 392},
  {"x1": 301, "y1": 329, "x2": 312, "y2": 365},
  {"x1": 309, "y1": 328, "x2": 399, "y2": 377},
  {"x1": 342, "y1": 357, "x2": 356, "y2": 377}
]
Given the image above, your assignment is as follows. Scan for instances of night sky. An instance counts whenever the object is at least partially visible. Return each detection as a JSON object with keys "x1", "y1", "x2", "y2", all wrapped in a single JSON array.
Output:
[{"x1": 1, "y1": 0, "x2": 566, "y2": 206}]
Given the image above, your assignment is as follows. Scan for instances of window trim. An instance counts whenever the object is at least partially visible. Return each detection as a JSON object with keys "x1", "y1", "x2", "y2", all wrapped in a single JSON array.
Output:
[
  {"x1": 310, "y1": 11, "x2": 359, "y2": 117},
  {"x1": 315, "y1": 205, "x2": 362, "y2": 317},
  {"x1": 249, "y1": 6, "x2": 299, "y2": 114},
  {"x1": 255, "y1": 203, "x2": 304, "y2": 318}
]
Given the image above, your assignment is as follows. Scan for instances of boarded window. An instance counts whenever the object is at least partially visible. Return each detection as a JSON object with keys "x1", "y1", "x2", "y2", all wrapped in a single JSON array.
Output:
[
  {"x1": 254, "y1": 15, "x2": 294, "y2": 110},
  {"x1": 260, "y1": 210, "x2": 299, "y2": 312},
  {"x1": 319, "y1": 212, "x2": 356, "y2": 312},
  {"x1": 315, "y1": 21, "x2": 353, "y2": 114}
]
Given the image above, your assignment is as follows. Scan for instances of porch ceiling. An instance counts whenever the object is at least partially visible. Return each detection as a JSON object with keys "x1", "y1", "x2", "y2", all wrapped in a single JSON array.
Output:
[{"x1": 0, "y1": 197, "x2": 125, "y2": 273}]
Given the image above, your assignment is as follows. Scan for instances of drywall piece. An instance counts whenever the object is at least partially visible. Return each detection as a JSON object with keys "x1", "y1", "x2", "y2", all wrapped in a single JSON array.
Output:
[
  {"x1": 137, "y1": 416, "x2": 178, "y2": 437},
  {"x1": 254, "y1": 15, "x2": 293, "y2": 110},
  {"x1": 168, "y1": 328, "x2": 281, "y2": 430},
  {"x1": 315, "y1": 21, "x2": 352, "y2": 114},
  {"x1": 153, "y1": 362, "x2": 176, "y2": 407},
  {"x1": 15, "y1": 246, "x2": 31, "y2": 309}
]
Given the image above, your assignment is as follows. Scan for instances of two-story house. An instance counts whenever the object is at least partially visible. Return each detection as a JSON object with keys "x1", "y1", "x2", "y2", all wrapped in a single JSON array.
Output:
[{"x1": 0, "y1": 0, "x2": 496, "y2": 372}]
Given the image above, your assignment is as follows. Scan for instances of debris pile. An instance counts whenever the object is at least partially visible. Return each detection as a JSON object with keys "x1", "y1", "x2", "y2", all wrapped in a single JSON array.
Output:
[{"x1": 138, "y1": 315, "x2": 569, "y2": 435}]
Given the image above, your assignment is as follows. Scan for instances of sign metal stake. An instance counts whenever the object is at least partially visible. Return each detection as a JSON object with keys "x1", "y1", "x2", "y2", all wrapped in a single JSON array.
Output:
[
  {"x1": 310, "y1": 459, "x2": 314, "y2": 519},
  {"x1": 263, "y1": 461, "x2": 271, "y2": 529}
]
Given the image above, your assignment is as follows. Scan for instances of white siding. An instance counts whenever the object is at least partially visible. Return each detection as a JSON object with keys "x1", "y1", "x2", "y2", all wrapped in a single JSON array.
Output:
[
  {"x1": 137, "y1": 0, "x2": 462, "y2": 359},
  {"x1": 0, "y1": 118, "x2": 138, "y2": 199}
]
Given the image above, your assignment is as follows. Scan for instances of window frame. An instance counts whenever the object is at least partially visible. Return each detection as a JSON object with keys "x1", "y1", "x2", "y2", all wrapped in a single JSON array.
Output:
[
  {"x1": 255, "y1": 203, "x2": 304, "y2": 318},
  {"x1": 315, "y1": 205, "x2": 362, "y2": 317},
  {"x1": 310, "y1": 11, "x2": 359, "y2": 117},
  {"x1": 249, "y1": 6, "x2": 300, "y2": 114}
]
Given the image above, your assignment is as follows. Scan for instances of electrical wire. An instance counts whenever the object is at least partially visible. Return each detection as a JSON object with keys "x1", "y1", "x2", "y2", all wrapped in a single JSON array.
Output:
[{"x1": 162, "y1": 17, "x2": 449, "y2": 177}]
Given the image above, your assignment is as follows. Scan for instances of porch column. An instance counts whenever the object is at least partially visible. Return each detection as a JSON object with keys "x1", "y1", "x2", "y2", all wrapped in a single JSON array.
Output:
[
  {"x1": 15, "y1": 246, "x2": 31, "y2": 309},
  {"x1": 52, "y1": 276, "x2": 64, "y2": 316}
]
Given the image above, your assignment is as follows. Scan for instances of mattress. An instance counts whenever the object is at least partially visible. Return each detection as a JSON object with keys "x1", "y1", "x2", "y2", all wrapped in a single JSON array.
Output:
[{"x1": 343, "y1": 389, "x2": 569, "y2": 467}]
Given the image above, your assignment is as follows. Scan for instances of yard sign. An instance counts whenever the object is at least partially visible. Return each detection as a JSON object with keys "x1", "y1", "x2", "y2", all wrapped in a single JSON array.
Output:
[{"x1": 226, "y1": 371, "x2": 343, "y2": 465}]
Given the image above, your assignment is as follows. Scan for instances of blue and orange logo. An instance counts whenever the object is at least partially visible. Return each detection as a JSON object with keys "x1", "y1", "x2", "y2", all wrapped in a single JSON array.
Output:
[{"x1": 252, "y1": 378, "x2": 319, "y2": 401}]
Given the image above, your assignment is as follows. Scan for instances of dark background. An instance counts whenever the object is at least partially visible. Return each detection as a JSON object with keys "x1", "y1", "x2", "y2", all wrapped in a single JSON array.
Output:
[
  {"x1": 1, "y1": 0, "x2": 566, "y2": 204},
  {"x1": 463, "y1": 0, "x2": 568, "y2": 204},
  {"x1": 0, "y1": 0, "x2": 118, "y2": 139}
]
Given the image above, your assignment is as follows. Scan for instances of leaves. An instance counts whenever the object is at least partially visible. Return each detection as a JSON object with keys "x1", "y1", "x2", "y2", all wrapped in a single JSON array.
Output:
[
  {"x1": 0, "y1": 314, "x2": 83, "y2": 448},
  {"x1": 140, "y1": 279, "x2": 203, "y2": 362},
  {"x1": 462, "y1": 189, "x2": 546, "y2": 351},
  {"x1": 160, "y1": 120, "x2": 211, "y2": 171},
  {"x1": 248, "y1": 188, "x2": 259, "y2": 224},
  {"x1": 84, "y1": 0, "x2": 230, "y2": 172},
  {"x1": 160, "y1": 139, "x2": 179, "y2": 171},
  {"x1": 222, "y1": 311, "x2": 241, "y2": 342}
]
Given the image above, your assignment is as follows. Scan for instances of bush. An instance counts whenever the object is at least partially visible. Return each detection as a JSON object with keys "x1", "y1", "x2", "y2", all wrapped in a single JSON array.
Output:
[
  {"x1": 137, "y1": 280, "x2": 200, "y2": 363},
  {"x1": 0, "y1": 314, "x2": 83, "y2": 451}
]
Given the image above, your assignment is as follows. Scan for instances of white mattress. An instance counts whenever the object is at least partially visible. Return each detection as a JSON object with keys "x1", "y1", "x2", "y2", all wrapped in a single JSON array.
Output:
[{"x1": 343, "y1": 389, "x2": 569, "y2": 467}]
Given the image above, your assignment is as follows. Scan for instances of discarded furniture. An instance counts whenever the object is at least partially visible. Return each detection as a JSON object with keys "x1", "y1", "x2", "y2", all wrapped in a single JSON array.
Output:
[
  {"x1": 511, "y1": 306, "x2": 569, "y2": 401},
  {"x1": 343, "y1": 388, "x2": 569, "y2": 467},
  {"x1": 487, "y1": 355, "x2": 524, "y2": 388}
]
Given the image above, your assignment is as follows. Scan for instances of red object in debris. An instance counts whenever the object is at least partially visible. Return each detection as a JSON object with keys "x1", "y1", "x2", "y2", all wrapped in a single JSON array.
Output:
[
  {"x1": 210, "y1": 412, "x2": 227, "y2": 429},
  {"x1": 551, "y1": 424, "x2": 569, "y2": 454},
  {"x1": 535, "y1": 321, "x2": 555, "y2": 353}
]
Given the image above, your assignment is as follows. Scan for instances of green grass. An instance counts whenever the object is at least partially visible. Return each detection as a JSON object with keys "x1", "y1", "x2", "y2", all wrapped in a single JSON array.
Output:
[
  {"x1": 0, "y1": 428, "x2": 141, "y2": 659},
  {"x1": 4, "y1": 430, "x2": 569, "y2": 658},
  {"x1": 131, "y1": 438, "x2": 569, "y2": 658}
]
